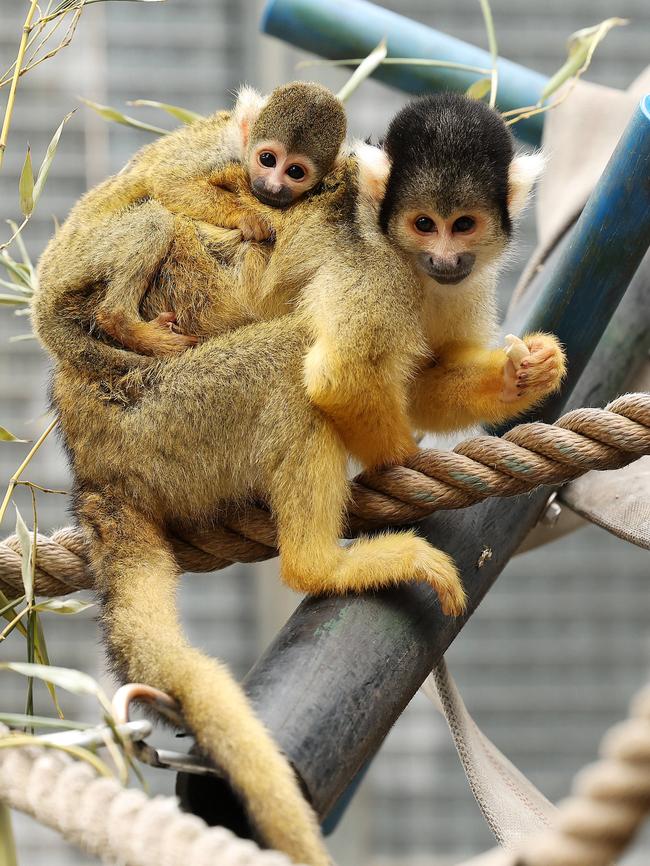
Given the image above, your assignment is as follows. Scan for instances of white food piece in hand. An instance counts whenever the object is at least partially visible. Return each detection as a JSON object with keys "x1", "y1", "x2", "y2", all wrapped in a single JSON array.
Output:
[{"x1": 504, "y1": 334, "x2": 530, "y2": 367}]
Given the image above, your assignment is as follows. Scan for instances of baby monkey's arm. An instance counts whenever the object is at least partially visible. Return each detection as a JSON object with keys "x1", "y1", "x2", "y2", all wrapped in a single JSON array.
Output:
[
  {"x1": 409, "y1": 333, "x2": 566, "y2": 433},
  {"x1": 93, "y1": 201, "x2": 198, "y2": 357}
]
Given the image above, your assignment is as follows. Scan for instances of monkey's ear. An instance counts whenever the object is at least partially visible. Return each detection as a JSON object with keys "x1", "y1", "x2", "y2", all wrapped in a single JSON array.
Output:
[
  {"x1": 355, "y1": 141, "x2": 391, "y2": 203},
  {"x1": 507, "y1": 152, "x2": 545, "y2": 217},
  {"x1": 233, "y1": 86, "x2": 267, "y2": 150}
]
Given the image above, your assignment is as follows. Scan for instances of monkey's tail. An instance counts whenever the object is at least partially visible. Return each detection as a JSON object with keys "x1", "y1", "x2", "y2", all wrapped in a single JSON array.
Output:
[{"x1": 84, "y1": 496, "x2": 329, "y2": 866}]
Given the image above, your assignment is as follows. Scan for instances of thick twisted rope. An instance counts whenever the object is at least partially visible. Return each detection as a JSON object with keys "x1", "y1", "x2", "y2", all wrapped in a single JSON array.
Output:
[
  {"x1": 1, "y1": 392, "x2": 648, "y2": 598},
  {"x1": 4, "y1": 680, "x2": 650, "y2": 866},
  {"x1": 0, "y1": 724, "x2": 298, "y2": 866}
]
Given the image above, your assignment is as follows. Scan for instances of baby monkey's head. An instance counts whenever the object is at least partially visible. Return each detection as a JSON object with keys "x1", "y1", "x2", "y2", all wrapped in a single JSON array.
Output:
[
  {"x1": 246, "y1": 82, "x2": 347, "y2": 208},
  {"x1": 379, "y1": 92, "x2": 543, "y2": 286}
]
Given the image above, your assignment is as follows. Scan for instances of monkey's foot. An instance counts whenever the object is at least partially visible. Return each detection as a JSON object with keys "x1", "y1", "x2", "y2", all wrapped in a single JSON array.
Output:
[
  {"x1": 239, "y1": 213, "x2": 274, "y2": 242},
  {"x1": 500, "y1": 332, "x2": 566, "y2": 403},
  {"x1": 282, "y1": 532, "x2": 466, "y2": 616}
]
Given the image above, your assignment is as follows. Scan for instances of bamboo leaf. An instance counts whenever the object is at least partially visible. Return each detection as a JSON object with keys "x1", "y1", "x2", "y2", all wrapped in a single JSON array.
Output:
[
  {"x1": 541, "y1": 18, "x2": 628, "y2": 102},
  {"x1": 466, "y1": 77, "x2": 492, "y2": 100},
  {"x1": 33, "y1": 615, "x2": 64, "y2": 718},
  {"x1": 6, "y1": 220, "x2": 33, "y2": 270},
  {"x1": 14, "y1": 506, "x2": 33, "y2": 602},
  {"x1": 1, "y1": 662, "x2": 104, "y2": 700},
  {"x1": 79, "y1": 97, "x2": 169, "y2": 135},
  {"x1": 0, "y1": 255, "x2": 32, "y2": 288},
  {"x1": 33, "y1": 111, "x2": 75, "y2": 206},
  {"x1": 0, "y1": 711, "x2": 92, "y2": 730},
  {"x1": 0, "y1": 278, "x2": 31, "y2": 294},
  {"x1": 19, "y1": 146, "x2": 35, "y2": 217},
  {"x1": 0, "y1": 426, "x2": 28, "y2": 442},
  {"x1": 0, "y1": 803, "x2": 17, "y2": 866},
  {"x1": 0, "y1": 590, "x2": 28, "y2": 639},
  {"x1": 127, "y1": 100, "x2": 204, "y2": 124},
  {"x1": 33, "y1": 598, "x2": 94, "y2": 615},
  {"x1": 478, "y1": 0, "x2": 498, "y2": 108},
  {"x1": 0, "y1": 294, "x2": 30, "y2": 305},
  {"x1": 337, "y1": 37, "x2": 388, "y2": 102}
]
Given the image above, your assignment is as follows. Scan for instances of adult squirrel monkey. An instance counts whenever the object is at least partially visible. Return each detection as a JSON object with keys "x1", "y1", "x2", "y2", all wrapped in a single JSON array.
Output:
[
  {"x1": 37, "y1": 94, "x2": 565, "y2": 866},
  {"x1": 33, "y1": 82, "x2": 346, "y2": 370}
]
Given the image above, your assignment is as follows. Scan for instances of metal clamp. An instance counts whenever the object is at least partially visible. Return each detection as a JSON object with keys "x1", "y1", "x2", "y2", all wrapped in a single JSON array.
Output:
[{"x1": 111, "y1": 683, "x2": 219, "y2": 777}]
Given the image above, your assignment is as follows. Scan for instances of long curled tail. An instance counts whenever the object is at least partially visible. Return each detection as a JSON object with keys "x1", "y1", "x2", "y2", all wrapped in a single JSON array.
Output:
[{"x1": 81, "y1": 494, "x2": 330, "y2": 866}]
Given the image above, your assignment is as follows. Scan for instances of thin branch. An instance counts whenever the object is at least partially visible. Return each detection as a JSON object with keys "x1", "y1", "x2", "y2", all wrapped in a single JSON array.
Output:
[
  {"x1": 0, "y1": 0, "x2": 41, "y2": 170},
  {"x1": 0, "y1": 418, "x2": 58, "y2": 529}
]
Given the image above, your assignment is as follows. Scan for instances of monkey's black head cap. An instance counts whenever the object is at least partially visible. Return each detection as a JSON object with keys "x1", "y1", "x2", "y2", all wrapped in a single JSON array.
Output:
[{"x1": 379, "y1": 92, "x2": 515, "y2": 235}]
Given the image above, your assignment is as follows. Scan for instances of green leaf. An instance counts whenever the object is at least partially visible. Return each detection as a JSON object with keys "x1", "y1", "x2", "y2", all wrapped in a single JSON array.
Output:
[
  {"x1": 19, "y1": 146, "x2": 35, "y2": 217},
  {"x1": 337, "y1": 37, "x2": 388, "y2": 102},
  {"x1": 33, "y1": 615, "x2": 64, "y2": 718},
  {"x1": 80, "y1": 97, "x2": 169, "y2": 135},
  {"x1": 1, "y1": 662, "x2": 104, "y2": 700},
  {"x1": 0, "y1": 278, "x2": 31, "y2": 294},
  {"x1": 9, "y1": 333, "x2": 36, "y2": 342},
  {"x1": 14, "y1": 506, "x2": 33, "y2": 603},
  {"x1": 466, "y1": 78, "x2": 492, "y2": 100},
  {"x1": 0, "y1": 803, "x2": 17, "y2": 866},
  {"x1": 541, "y1": 18, "x2": 628, "y2": 102},
  {"x1": 0, "y1": 712, "x2": 92, "y2": 731},
  {"x1": 0, "y1": 294, "x2": 30, "y2": 305},
  {"x1": 0, "y1": 589, "x2": 28, "y2": 639},
  {"x1": 0, "y1": 255, "x2": 32, "y2": 289},
  {"x1": 0, "y1": 426, "x2": 28, "y2": 442},
  {"x1": 33, "y1": 111, "x2": 75, "y2": 206},
  {"x1": 127, "y1": 100, "x2": 204, "y2": 124},
  {"x1": 6, "y1": 220, "x2": 33, "y2": 270},
  {"x1": 33, "y1": 598, "x2": 94, "y2": 615},
  {"x1": 0, "y1": 594, "x2": 24, "y2": 618}
]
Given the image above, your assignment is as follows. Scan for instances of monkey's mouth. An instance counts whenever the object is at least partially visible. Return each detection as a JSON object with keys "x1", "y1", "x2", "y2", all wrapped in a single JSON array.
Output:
[
  {"x1": 428, "y1": 270, "x2": 472, "y2": 285},
  {"x1": 251, "y1": 181, "x2": 293, "y2": 209}
]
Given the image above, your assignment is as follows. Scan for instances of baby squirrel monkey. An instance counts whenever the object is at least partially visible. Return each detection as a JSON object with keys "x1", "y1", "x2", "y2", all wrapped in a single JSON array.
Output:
[
  {"x1": 42, "y1": 94, "x2": 565, "y2": 866},
  {"x1": 34, "y1": 81, "x2": 346, "y2": 368}
]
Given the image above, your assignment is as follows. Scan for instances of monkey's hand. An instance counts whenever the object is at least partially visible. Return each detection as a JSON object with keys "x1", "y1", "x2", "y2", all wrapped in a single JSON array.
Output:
[
  {"x1": 145, "y1": 312, "x2": 200, "y2": 356},
  {"x1": 238, "y1": 212, "x2": 274, "y2": 243},
  {"x1": 500, "y1": 332, "x2": 566, "y2": 404}
]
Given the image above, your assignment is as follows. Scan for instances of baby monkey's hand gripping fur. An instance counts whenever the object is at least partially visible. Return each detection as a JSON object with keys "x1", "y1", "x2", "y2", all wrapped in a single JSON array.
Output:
[{"x1": 32, "y1": 81, "x2": 346, "y2": 371}]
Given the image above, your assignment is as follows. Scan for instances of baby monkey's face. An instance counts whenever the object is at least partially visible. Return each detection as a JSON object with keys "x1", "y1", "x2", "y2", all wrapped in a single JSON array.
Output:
[
  {"x1": 389, "y1": 203, "x2": 508, "y2": 286},
  {"x1": 248, "y1": 140, "x2": 319, "y2": 208}
]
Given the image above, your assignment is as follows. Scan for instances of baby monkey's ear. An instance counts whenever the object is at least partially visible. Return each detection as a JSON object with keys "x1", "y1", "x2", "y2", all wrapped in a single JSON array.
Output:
[
  {"x1": 507, "y1": 151, "x2": 545, "y2": 217},
  {"x1": 355, "y1": 141, "x2": 391, "y2": 203},
  {"x1": 233, "y1": 86, "x2": 268, "y2": 150}
]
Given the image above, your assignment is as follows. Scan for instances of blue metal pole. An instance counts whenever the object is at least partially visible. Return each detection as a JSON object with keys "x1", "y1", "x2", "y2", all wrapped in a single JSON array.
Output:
[
  {"x1": 260, "y1": 0, "x2": 549, "y2": 146},
  {"x1": 508, "y1": 94, "x2": 650, "y2": 422}
]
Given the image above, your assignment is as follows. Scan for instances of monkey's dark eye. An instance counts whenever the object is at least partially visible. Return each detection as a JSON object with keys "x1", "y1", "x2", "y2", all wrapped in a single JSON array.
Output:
[
  {"x1": 286, "y1": 164, "x2": 306, "y2": 180},
  {"x1": 414, "y1": 216, "x2": 436, "y2": 233},
  {"x1": 453, "y1": 216, "x2": 475, "y2": 233},
  {"x1": 259, "y1": 152, "x2": 276, "y2": 168}
]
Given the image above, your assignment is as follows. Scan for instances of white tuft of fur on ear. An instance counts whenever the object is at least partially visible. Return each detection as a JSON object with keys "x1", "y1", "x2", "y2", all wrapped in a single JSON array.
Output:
[
  {"x1": 353, "y1": 139, "x2": 391, "y2": 203},
  {"x1": 232, "y1": 85, "x2": 268, "y2": 151},
  {"x1": 508, "y1": 151, "x2": 546, "y2": 217}
]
